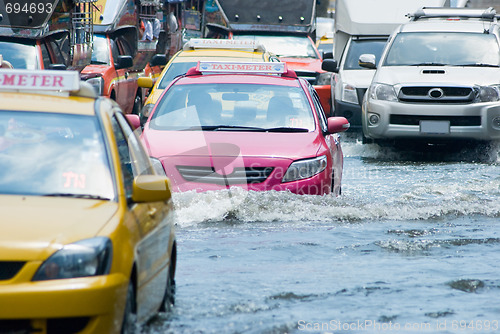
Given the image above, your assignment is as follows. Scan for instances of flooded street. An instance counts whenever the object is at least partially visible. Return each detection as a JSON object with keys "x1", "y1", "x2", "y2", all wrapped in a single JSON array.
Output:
[{"x1": 144, "y1": 136, "x2": 500, "y2": 334}]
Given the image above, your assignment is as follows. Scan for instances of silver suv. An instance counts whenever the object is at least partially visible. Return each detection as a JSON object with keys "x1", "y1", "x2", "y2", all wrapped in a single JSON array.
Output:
[{"x1": 361, "y1": 7, "x2": 500, "y2": 145}]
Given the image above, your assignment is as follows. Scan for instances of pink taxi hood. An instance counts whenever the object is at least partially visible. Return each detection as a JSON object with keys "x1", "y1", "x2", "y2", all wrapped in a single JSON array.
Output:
[{"x1": 142, "y1": 130, "x2": 322, "y2": 161}]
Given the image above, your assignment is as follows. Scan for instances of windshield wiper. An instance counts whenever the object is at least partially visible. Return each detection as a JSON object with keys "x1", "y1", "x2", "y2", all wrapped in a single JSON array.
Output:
[
  {"x1": 409, "y1": 62, "x2": 447, "y2": 66},
  {"x1": 263, "y1": 127, "x2": 309, "y2": 133},
  {"x1": 181, "y1": 125, "x2": 309, "y2": 132},
  {"x1": 456, "y1": 63, "x2": 500, "y2": 68},
  {"x1": 90, "y1": 60, "x2": 108, "y2": 65},
  {"x1": 44, "y1": 193, "x2": 111, "y2": 200},
  {"x1": 181, "y1": 125, "x2": 266, "y2": 131}
]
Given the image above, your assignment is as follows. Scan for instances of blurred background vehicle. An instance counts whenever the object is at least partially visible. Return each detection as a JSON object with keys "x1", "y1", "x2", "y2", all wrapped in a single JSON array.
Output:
[
  {"x1": 138, "y1": 38, "x2": 279, "y2": 125},
  {"x1": 202, "y1": 0, "x2": 333, "y2": 114},
  {"x1": 81, "y1": 0, "x2": 168, "y2": 115},
  {"x1": 0, "y1": 0, "x2": 96, "y2": 71}
]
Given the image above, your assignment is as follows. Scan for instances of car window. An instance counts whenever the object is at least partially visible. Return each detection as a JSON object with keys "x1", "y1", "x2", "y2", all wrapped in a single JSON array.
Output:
[
  {"x1": 0, "y1": 110, "x2": 114, "y2": 199},
  {"x1": 115, "y1": 112, "x2": 154, "y2": 176},
  {"x1": 384, "y1": 32, "x2": 500, "y2": 66},
  {"x1": 150, "y1": 83, "x2": 315, "y2": 131},
  {"x1": 48, "y1": 34, "x2": 70, "y2": 66},
  {"x1": 112, "y1": 112, "x2": 155, "y2": 201},
  {"x1": 343, "y1": 39, "x2": 387, "y2": 70},
  {"x1": 158, "y1": 61, "x2": 198, "y2": 89},
  {"x1": 91, "y1": 35, "x2": 111, "y2": 65},
  {"x1": 309, "y1": 84, "x2": 328, "y2": 133},
  {"x1": 0, "y1": 39, "x2": 39, "y2": 69}
]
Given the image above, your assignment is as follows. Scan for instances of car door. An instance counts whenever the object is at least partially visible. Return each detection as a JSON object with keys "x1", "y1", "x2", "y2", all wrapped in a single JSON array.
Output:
[{"x1": 111, "y1": 111, "x2": 172, "y2": 320}]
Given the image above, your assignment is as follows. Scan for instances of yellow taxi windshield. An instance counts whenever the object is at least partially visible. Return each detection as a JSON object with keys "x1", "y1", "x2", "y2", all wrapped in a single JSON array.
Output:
[{"x1": 0, "y1": 111, "x2": 115, "y2": 200}]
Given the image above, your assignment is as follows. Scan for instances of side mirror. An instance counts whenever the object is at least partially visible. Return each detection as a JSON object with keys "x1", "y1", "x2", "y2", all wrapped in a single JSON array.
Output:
[
  {"x1": 327, "y1": 116, "x2": 350, "y2": 134},
  {"x1": 321, "y1": 58, "x2": 338, "y2": 73},
  {"x1": 150, "y1": 54, "x2": 167, "y2": 67},
  {"x1": 132, "y1": 175, "x2": 171, "y2": 203},
  {"x1": 359, "y1": 54, "x2": 376, "y2": 69},
  {"x1": 137, "y1": 76, "x2": 154, "y2": 88},
  {"x1": 125, "y1": 114, "x2": 141, "y2": 130},
  {"x1": 115, "y1": 55, "x2": 134, "y2": 70}
]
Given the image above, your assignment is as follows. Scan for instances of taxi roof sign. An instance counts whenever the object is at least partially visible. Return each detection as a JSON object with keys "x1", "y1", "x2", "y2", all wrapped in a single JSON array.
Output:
[
  {"x1": 184, "y1": 39, "x2": 266, "y2": 52},
  {"x1": 0, "y1": 70, "x2": 81, "y2": 92},
  {"x1": 197, "y1": 61, "x2": 287, "y2": 74}
]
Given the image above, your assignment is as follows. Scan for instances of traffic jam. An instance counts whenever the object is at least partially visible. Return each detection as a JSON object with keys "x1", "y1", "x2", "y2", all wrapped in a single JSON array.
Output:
[{"x1": 0, "y1": 0, "x2": 499, "y2": 333}]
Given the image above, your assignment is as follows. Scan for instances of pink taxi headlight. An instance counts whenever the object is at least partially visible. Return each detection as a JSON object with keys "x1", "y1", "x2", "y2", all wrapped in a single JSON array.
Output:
[{"x1": 282, "y1": 156, "x2": 328, "y2": 183}]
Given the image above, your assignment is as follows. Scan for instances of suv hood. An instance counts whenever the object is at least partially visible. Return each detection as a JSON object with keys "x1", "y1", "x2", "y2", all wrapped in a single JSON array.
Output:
[{"x1": 375, "y1": 66, "x2": 500, "y2": 87}]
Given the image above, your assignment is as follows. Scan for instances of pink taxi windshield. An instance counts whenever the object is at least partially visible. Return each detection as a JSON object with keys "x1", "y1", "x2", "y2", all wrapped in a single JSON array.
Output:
[{"x1": 150, "y1": 83, "x2": 315, "y2": 132}]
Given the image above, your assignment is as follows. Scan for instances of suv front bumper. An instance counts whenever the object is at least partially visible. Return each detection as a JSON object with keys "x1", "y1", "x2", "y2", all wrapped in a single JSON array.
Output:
[{"x1": 363, "y1": 100, "x2": 500, "y2": 141}]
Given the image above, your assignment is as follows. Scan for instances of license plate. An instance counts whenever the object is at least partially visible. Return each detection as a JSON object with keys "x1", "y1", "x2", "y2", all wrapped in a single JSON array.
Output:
[{"x1": 420, "y1": 120, "x2": 450, "y2": 134}]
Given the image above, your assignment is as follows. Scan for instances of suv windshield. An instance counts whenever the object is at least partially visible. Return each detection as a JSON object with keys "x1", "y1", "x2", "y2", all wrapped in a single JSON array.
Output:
[
  {"x1": 0, "y1": 111, "x2": 114, "y2": 199},
  {"x1": 150, "y1": 83, "x2": 315, "y2": 131},
  {"x1": 344, "y1": 38, "x2": 387, "y2": 70},
  {"x1": 384, "y1": 32, "x2": 500, "y2": 66}
]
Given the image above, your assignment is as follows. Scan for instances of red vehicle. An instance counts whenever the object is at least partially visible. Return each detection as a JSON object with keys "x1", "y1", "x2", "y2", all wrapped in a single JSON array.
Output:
[
  {"x1": 203, "y1": 0, "x2": 332, "y2": 115},
  {"x1": 81, "y1": 0, "x2": 167, "y2": 114},
  {"x1": 140, "y1": 62, "x2": 349, "y2": 195},
  {"x1": 0, "y1": 0, "x2": 95, "y2": 71}
]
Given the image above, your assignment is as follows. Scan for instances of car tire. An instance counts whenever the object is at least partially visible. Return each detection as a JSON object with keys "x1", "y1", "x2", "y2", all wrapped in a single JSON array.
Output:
[
  {"x1": 160, "y1": 247, "x2": 176, "y2": 313},
  {"x1": 121, "y1": 281, "x2": 136, "y2": 334}
]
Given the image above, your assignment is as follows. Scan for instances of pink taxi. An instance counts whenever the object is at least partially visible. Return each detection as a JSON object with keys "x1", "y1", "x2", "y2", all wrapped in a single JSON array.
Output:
[{"x1": 140, "y1": 62, "x2": 349, "y2": 195}]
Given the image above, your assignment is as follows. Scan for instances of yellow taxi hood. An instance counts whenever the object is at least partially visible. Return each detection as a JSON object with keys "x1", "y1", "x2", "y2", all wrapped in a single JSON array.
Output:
[{"x1": 0, "y1": 195, "x2": 119, "y2": 261}]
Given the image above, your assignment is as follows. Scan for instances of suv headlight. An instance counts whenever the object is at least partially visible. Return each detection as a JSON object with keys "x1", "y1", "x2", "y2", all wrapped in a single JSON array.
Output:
[
  {"x1": 85, "y1": 77, "x2": 104, "y2": 96},
  {"x1": 474, "y1": 85, "x2": 500, "y2": 103},
  {"x1": 32, "y1": 237, "x2": 112, "y2": 281},
  {"x1": 369, "y1": 83, "x2": 398, "y2": 101},
  {"x1": 317, "y1": 72, "x2": 332, "y2": 86},
  {"x1": 282, "y1": 156, "x2": 328, "y2": 183},
  {"x1": 341, "y1": 83, "x2": 359, "y2": 104}
]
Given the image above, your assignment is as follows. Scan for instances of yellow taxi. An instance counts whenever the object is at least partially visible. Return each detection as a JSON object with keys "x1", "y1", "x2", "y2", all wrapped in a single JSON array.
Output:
[
  {"x1": 0, "y1": 70, "x2": 176, "y2": 334},
  {"x1": 316, "y1": 32, "x2": 334, "y2": 55},
  {"x1": 138, "y1": 38, "x2": 280, "y2": 124}
]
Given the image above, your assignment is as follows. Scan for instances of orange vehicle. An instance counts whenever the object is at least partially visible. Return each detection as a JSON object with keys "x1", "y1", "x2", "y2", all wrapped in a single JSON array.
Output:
[
  {"x1": 81, "y1": 0, "x2": 167, "y2": 114},
  {"x1": 203, "y1": 0, "x2": 332, "y2": 115},
  {"x1": 0, "y1": 0, "x2": 96, "y2": 71}
]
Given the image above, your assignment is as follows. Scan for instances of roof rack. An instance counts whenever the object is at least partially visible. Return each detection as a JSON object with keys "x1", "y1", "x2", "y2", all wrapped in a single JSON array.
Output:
[
  {"x1": 410, "y1": 7, "x2": 498, "y2": 21},
  {"x1": 0, "y1": 69, "x2": 97, "y2": 98},
  {"x1": 183, "y1": 39, "x2": 267, "y2": 52},
  {"x1": 185, "y1": 61, "x2": 297, "y2": 78}
]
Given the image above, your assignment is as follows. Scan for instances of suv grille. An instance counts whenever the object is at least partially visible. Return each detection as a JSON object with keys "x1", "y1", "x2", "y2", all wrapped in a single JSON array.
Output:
[
  {"x1": 0, "y1": 261, "x2": 25, "y2": 280},
  {"x1": 177, "y1": 166, "x2": 274, "y2": 185},
  {"x1": 390, "y1": 115, "x2": 481, "y2": 126},
  {"x1": 399, "y1": 86, "x2": 474, "y2": 103}
]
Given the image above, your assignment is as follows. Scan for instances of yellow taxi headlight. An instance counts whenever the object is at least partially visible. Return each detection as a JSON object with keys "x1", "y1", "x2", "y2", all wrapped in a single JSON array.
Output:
[{"x1": 32, "y1": 237, "x2": 112, "y2": 281}]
